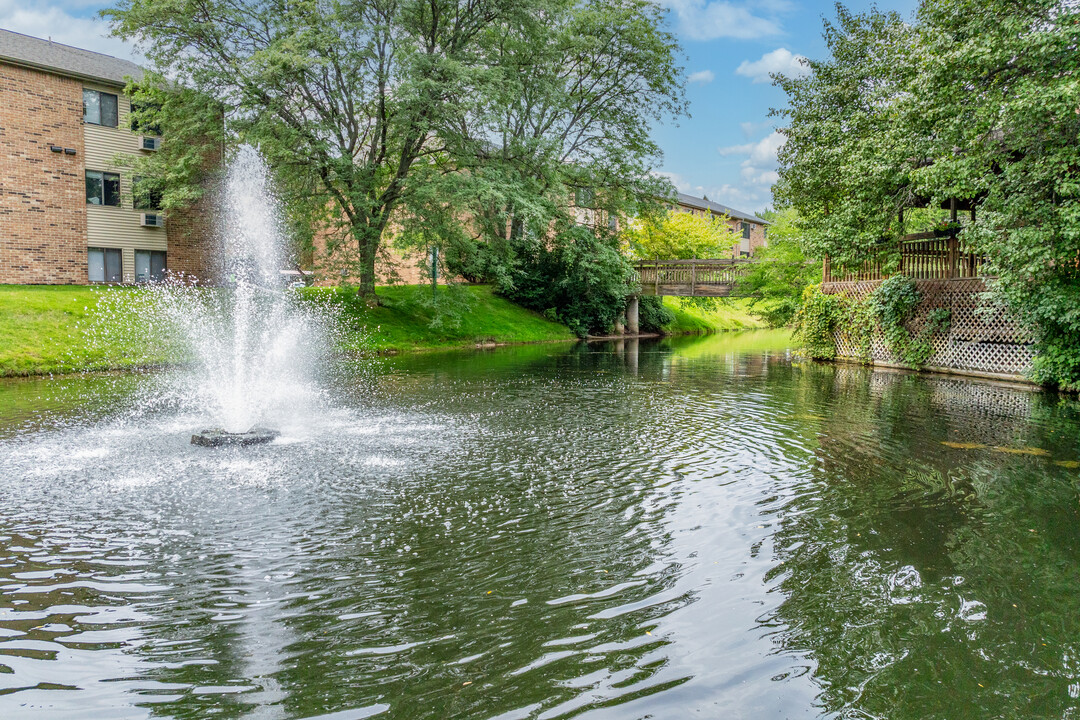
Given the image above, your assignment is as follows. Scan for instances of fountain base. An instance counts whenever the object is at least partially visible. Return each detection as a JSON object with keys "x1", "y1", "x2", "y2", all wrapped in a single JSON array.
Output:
[{"x1": 191, "y1": 428, "x2": 280, "y2": 447}]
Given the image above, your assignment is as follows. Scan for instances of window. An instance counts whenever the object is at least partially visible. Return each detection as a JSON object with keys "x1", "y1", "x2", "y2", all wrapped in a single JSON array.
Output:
[
  {"x1": 574, "y1": 188, "x2": 594, "y2": 208},
  {"x1": 83, "y1": 89, "x2": 118, "y2": 127},
  {"x1": 86, "y1": 171, "x2": 121, "y2": 206},
  {"x1": 88, "y1": 248, "x2": 122, "y2": 283},
  {"x1": 135, "y1": 250, "x2": 166, "y2": 282},
  {"x1": 741, "y1": 222, "x2": 751, "y2": 239},
  {"x1": 133, "y1": 176, "x2": 163, "y2": 210}
]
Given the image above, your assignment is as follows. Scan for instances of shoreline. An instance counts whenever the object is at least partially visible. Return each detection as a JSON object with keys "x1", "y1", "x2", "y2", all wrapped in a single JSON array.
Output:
[
  {"x1": 827, "y1": 355, "x2": 1044, "y2": 389},
  {"x1": 2, "y1": 284, "x2": 766, "y2": 379},
  {"x1": 0, "y1": 329, "x2": 728, "y2": 380}
]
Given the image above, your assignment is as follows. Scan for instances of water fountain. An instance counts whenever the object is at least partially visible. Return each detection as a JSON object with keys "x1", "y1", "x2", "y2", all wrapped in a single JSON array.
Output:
[{"x1": 101, "y1": 145, "x2": 332, "y2": 445}]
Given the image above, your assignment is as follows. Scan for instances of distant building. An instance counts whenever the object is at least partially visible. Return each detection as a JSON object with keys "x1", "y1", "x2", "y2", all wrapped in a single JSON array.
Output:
[
  {"x1": 671, "y1": 193, "x2": 768, "y2": 257},
  {"x1": 0, "y1": 29, "x2": 213, "y2": 284}
]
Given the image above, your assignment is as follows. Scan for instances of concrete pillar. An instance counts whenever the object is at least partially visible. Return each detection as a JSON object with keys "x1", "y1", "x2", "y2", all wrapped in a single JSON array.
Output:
[
  {"x1": 626, "y1": 296, "x2": 639, "y2": 335},
  {"x1": 614, "y1": 316, "x2": 624, "y2": 335}
]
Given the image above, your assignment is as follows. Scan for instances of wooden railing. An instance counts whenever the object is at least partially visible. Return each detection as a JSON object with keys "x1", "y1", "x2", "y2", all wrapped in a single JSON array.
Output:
[
  {"x1": 634, "y1": 259, "x2": 755, "y2": 297},
  {"x1": 824, "y1": 233, "x2": 991, "y2": 284}
]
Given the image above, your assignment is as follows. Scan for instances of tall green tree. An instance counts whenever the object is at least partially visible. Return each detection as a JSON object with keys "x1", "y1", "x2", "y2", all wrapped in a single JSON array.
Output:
[
  {"x1": 107, "y1": 0, "x2": 536, "y2": 300},
  {"x1": 622, "y1": 211, "x2": 739, "y2": 261},
  {"x1": 772, "y1": 5, "x2": 918, "y2": 267},
  {"x1": 106, "y1": 0, "x2": 684, "y2": 305},
  {"x1": 403, "y1": 0, "x2": 686, "y2": 294},
  {"x1": 775, "y1": 0, "x2": 1080, "y2": 389},
  {"x1": 906, "y1": 0, "x2": 1080, "y2": 389},
  {"x1": 736, "y1": 207, "x2": 821, "y2": 327}
]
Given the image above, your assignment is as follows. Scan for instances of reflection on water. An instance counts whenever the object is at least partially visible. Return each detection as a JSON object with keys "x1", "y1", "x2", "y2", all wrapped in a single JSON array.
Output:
[{"x1": 0, "y1": 331, "x2": 1079, "y2": 719}]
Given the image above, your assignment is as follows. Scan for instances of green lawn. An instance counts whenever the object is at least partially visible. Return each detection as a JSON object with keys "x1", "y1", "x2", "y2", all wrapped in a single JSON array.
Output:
[
  {"x1": 297, "y1": 284, "x2": 575, "y2": 353},
  {"x1": 0, "y1": 285, "x2": 166, "y2": 377},
  {"x1": 661, "y1": 297, "x2": 767, "y2": 334}
]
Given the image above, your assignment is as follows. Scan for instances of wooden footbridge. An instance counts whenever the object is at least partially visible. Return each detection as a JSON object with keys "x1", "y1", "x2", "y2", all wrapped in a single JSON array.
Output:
[{"x1": 633, "y1": 259, "x2": 755, "y2": 297}]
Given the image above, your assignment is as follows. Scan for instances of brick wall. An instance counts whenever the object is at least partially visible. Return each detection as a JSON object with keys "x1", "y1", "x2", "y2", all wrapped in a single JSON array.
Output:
[
  {"x1": 167, "y1": 188, "x2": 217, "y2": 283},
  {"x1": 0, "y1": 63, "x2": 87, "y2": 284}
]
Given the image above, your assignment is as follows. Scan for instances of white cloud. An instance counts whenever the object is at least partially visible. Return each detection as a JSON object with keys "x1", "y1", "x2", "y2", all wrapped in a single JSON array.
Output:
[
  {"x1": 735, "y1": 48, "x2": 809, "y2": 84},
  {"x1": 687, "y1": 70, "x2": 715, "y2": 85},
  {"x1": 652, "y1": 170, "x2": 692, "y2": 194},
  {"x1": 713, "y1": 130, "x2": 786, "y2": 204},
  {"x1": 712, "y1": 184, "x2": 763, "y2": 207},
  {"x1": 740, "y1": 166, "x2": 778, "y2": 186},
  {"x1": 661, "y1": 0, "x2": 781, "y2": 41},
  {"x1": 0, "y1": 0, "x2": 141, "y2": 61},
  {"x1": 718, "y1": 130, "x2": 785, "y2": 165},
  {"x1": 739, "y1": 120, "x2": 771, "y2": 138}
]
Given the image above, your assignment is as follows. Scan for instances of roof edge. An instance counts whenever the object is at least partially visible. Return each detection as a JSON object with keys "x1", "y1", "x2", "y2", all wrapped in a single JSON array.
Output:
[
  {"x1": 0, "y1": 54, "x2": 131, "y2": 88},
  {"x1": 672, "y1": 193, "x2": 769, "y2": 225}
]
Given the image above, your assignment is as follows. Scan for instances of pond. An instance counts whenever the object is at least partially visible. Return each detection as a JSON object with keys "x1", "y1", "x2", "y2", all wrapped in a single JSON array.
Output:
[{"x1": 1, "y1": 330, "x2": 1079, "y2": 719}]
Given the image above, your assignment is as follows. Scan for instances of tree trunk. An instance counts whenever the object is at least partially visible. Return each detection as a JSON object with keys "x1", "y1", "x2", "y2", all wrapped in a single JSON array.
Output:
[{"x1": 353, "y1": 223, "x2": 380, "y2": 305}]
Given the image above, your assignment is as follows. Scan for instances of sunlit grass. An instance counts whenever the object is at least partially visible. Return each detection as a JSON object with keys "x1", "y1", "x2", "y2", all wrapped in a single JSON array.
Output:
[
  {"x1": 1, "y1": 284, "x2": 770, "y2": 376},
  {"x1": 661, "y1": 297, "x2": 768, "y2": 334}
]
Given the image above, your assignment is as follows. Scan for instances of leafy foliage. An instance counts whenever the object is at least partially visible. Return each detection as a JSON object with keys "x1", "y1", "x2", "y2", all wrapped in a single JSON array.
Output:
[
  {"x1": 871, "y1": 276, "x2": 951, "y2": 367},
  {"x1": 724, "y1": 207, "x2": 822, "y2": 327},
  {"x1": 496, "y1": 226, "x2": 633, "y2": 337},
  {"x1": 775, "y1": 0, "x2": 1080, "y2": 389},
  {"x1": 121, "y1": 78, "x2": 225, "y2": 211},
  {"x1": 792, "y1": 285, "x2": 847, "y2": 360},
  {"x1": 622, "y1": 211, "x2": 739, "y2": 260},
  {"x1": 637, "y1": 296, "x2": 675, "y2": 333},
  {"x1": 795, "y1": 279, "x2": 952, "y2": 368},
  {"x1": 873, "y1": 276, "x2": 922, "y2": 355}
]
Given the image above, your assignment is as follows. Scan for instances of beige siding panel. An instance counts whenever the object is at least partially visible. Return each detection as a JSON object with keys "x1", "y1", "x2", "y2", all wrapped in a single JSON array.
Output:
[
  {"x1": 82, "y1": 82, "x2": 149, "y2": 168},
  {"x1": 82, "y1": 81, "x2": 167, "y2": 281},
  {"x1": 87, "y1": 206, "x2": 168, "y2": 282}
]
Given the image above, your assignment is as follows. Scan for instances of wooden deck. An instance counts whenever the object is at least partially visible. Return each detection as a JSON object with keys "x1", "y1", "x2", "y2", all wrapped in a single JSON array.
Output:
[{"x1": 633, "y1": 259, "x2": 755, "y2": 297}]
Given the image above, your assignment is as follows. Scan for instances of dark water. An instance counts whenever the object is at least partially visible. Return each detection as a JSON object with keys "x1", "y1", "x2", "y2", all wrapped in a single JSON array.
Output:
[{"x1": 1, "y1": 331, "x2": 1079, "y2": 720}]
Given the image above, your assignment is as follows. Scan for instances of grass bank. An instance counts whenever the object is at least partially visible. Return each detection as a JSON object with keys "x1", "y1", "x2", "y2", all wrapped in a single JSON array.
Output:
[
  {"x1": 0, "y1": 284, "x2": 575, "y2": 377},
  {"x1": 297, "y1": 284, "x2": 574, "y2": 353},
  {"x1": 661, "y1": 297, "x2": 766, "y2": 334},
  {"x1": 0, "y1": 285, "x2": 766, "y2": 377}
]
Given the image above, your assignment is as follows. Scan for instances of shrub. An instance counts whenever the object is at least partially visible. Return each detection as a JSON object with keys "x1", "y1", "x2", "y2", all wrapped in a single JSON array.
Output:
[
  {"x1": 497, "y1": 226, "x2": 633, "y2": 337},
  {"x1": 792, "y1": 284, "x2": 846, "y2": 359},
  {"x1": 871, "y1": 276, "x2": 950, "y2": 367},
  {"x1": 1030, "y1": 327, "x2": 1080, "y2": 392}
]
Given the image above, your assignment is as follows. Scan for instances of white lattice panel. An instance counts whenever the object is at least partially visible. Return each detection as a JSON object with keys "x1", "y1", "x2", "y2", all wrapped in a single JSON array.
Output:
[{"x1": 823, "y1": 278, "x2": 1035, "y2": 377}]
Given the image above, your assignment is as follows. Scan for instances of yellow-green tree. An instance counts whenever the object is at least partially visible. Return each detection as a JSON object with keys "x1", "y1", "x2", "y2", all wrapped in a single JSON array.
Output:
[{"x1": 622, "y1": 211, "x2": 740, "y2": 260}]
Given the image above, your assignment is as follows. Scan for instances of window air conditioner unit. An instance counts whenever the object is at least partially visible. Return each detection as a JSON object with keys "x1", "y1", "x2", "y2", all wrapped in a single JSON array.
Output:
[
  {"x1": 141, "y1": 136, "x2": 161, "y2": 151},
  {"x1": 141, "y1": 213, "x2": 165, "y2": 228}
]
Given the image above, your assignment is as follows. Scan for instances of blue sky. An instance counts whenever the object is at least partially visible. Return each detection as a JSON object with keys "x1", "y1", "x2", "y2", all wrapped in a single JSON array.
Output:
[{"x1": 2, "y1": 0, "x2": 917, "y2": 214}]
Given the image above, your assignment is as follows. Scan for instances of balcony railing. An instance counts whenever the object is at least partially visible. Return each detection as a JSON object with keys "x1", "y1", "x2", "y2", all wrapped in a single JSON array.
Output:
[{"x1": 823, "y1": 233, "x2": 991, "y2": 284}]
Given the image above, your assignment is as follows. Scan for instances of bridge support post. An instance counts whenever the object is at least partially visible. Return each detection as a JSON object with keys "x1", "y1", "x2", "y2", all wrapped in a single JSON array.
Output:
[{"x1": 626, "y1": 296, "x2": 639, "y2": 335}]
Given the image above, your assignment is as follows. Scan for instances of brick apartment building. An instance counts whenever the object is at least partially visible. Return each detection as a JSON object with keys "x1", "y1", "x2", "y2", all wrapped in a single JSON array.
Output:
[
  {"x1": 671, "y1": 193, "x2": 768, "y2": 256},
  {"x1": 315, "y1": 190, "x2": 768, "y2": 287},
  {"x1": 0, "y1": 29, "x2": 213, "y2": 285}
]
